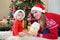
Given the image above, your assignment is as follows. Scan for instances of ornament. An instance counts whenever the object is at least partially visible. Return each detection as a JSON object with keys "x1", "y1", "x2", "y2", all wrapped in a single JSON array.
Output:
[
  {"x1": 36, "y1": 0, "x2": 38, "y2": 2},
  {"x1": 24, "y1": 6, "x2": 29, "y2": 10}
]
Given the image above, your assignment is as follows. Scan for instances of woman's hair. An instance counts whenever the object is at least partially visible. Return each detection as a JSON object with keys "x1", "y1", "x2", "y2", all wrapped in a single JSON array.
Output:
[{"x1": 40, "y1": 13, "x2": 46, "y2": 30}]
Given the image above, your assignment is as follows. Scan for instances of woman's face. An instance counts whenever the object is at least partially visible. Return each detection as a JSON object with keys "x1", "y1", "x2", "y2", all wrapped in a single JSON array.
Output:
[
  {"x1": 31, "y1": 10, "x2": 42, "y2": 20},
  {"x1": 16, "y1": 12, "x2": 24, "y2": 21}
]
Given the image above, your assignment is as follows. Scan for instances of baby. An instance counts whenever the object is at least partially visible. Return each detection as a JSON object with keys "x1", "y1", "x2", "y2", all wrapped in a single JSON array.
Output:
[{"x1": 12, "y1": 10, "x2": 25, "y2": 36}]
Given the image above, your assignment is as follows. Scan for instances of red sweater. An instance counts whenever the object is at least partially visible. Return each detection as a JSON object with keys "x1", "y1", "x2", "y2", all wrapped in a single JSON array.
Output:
[
  {"x1": 12, "y1": 20, "x2": 23, "y2": 36},
  {"x1": 37, "y1": 12, "x2": 59, "y2": 39},
  {"x1": 45, "y1": 12, "x2": 60, "y2": 28}
]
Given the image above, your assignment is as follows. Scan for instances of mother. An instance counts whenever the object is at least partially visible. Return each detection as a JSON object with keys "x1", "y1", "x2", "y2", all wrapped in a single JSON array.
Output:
[{"x1": 29, "y1": 3, "x2": 58, "y2": 39}]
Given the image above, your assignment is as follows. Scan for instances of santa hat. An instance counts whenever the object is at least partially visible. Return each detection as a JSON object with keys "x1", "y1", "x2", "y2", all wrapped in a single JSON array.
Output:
[
  {"x1": 31, "y1": 4, "x2": 45, "y2": 13},
  {"x1": 14, "y1": 10, "x2": 25, "y2": 19}
]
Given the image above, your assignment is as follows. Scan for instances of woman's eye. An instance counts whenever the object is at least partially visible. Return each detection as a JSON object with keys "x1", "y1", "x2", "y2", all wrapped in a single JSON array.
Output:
[{"x1": 35, "y1": 11, "x2": 37, "y2": 13}]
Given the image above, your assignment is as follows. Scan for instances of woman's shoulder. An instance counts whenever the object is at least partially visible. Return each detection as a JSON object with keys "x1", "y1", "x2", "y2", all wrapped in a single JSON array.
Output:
[
  {"x1": 46, "y1": 17, "x2": 58, "y2": 29},
  {"x1": 45, "y1": 12, "x2": 60, "y2": 19}
]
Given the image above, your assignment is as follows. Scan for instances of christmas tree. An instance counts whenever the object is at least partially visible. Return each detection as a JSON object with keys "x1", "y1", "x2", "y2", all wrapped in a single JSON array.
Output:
[
  {"x1": 8, "y1": 0, "x2": 44, "y2": 29},
  {"x1": 9, "y1": 0, "x2": 44, "y2": 20},
  {"x1": 0, "y1": 0, "x2": 44, "y2": 31}
]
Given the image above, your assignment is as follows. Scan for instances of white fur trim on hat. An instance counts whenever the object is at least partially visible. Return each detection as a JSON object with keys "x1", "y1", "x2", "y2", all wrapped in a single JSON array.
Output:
[
  {"x1": 14, "y1": 10, "x2": 25, "y2": 19},
  {"x1": 31, "y1": 7, "x2": 45, "y2": 13}
]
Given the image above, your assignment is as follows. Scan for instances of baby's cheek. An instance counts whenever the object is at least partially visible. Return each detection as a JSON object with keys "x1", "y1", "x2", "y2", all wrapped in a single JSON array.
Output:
[{"x1": 20, "y1": 17, "x2": 24, "y2": 20}]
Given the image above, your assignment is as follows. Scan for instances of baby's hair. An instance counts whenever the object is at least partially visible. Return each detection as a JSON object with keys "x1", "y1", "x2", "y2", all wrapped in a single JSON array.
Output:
[{"x1": 18, "y1": 11, "x2": 23, "y2": 13}]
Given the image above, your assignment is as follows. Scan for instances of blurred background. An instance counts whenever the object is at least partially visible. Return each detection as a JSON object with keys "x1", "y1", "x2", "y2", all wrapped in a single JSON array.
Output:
[{"x1": 0, "y1": 0, "x2": 60, "y2": 18}]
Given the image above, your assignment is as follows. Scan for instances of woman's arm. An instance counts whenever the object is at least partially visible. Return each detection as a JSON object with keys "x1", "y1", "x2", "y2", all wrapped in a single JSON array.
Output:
[
  {"x1": 42, "y1": 24, "x2": 58, "y2": 39},
  {"x1": 38, "y1": 23, "x2": 58, "y2": 39}
]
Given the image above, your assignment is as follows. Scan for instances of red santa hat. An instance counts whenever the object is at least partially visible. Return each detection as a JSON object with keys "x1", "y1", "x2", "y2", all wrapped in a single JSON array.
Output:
[
  {"x1": 14, "y1": 10, "x2": 25, "y2": 19},
  {"x1": 31, "y1": 4, "x2": 45, "y2": 13}
]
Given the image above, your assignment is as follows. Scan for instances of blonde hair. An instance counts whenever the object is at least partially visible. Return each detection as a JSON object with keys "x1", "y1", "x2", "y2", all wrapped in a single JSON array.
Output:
[{"x1": 40, "y1": 13, "x2": 46, "y2": 30}]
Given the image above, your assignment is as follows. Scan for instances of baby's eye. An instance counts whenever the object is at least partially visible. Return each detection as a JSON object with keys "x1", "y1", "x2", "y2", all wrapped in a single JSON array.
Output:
[
  {"x1": 18, "y1": 15, "x2": 20, "y2": 16},
  {"x1": 21, "y1": 15, "x2": 23, "y2": 17}
]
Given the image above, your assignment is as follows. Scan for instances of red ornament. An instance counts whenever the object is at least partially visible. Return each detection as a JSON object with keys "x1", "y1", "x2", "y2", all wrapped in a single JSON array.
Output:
[
  {"x1": 25, "y1": 6, "x2": 29, "y2": 10},
  {"x1": 36, "y1": 0, "x2": 38, "y2": 2}
]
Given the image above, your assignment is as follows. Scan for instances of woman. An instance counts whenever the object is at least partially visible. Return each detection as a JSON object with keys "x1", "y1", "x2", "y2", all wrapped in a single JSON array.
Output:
[{"x1": 30, "y1": 4, "x2": 58, "y2": 39}]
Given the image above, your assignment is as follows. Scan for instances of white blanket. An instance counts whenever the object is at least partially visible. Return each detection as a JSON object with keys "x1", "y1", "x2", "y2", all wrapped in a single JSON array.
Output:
[{"x1": 0, "y1": 31, "x2": 59, "y2": 40}]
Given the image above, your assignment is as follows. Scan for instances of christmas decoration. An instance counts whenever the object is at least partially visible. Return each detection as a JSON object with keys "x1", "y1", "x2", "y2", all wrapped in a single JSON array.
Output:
[
  {"x1": 0, "y1": 16, "x2": 14, "y2": 31},
  {"x1": 9, "y1": 0, "x2": 44, "y2": 19},
  {"x1": 6, "y1": 0, "x2": 44, "y2": 30},
  {"x1": 24, "y1": 6, "x2": 29, "y2": 10},
  {"x1": 36, "y1": 0, "x2": 38, "y2": 2}
]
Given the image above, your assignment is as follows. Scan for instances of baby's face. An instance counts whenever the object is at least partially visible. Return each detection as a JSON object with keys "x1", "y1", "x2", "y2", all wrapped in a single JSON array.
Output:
[{"x1": 16, "y1": 12, "x2": 24, "y2": 21}]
